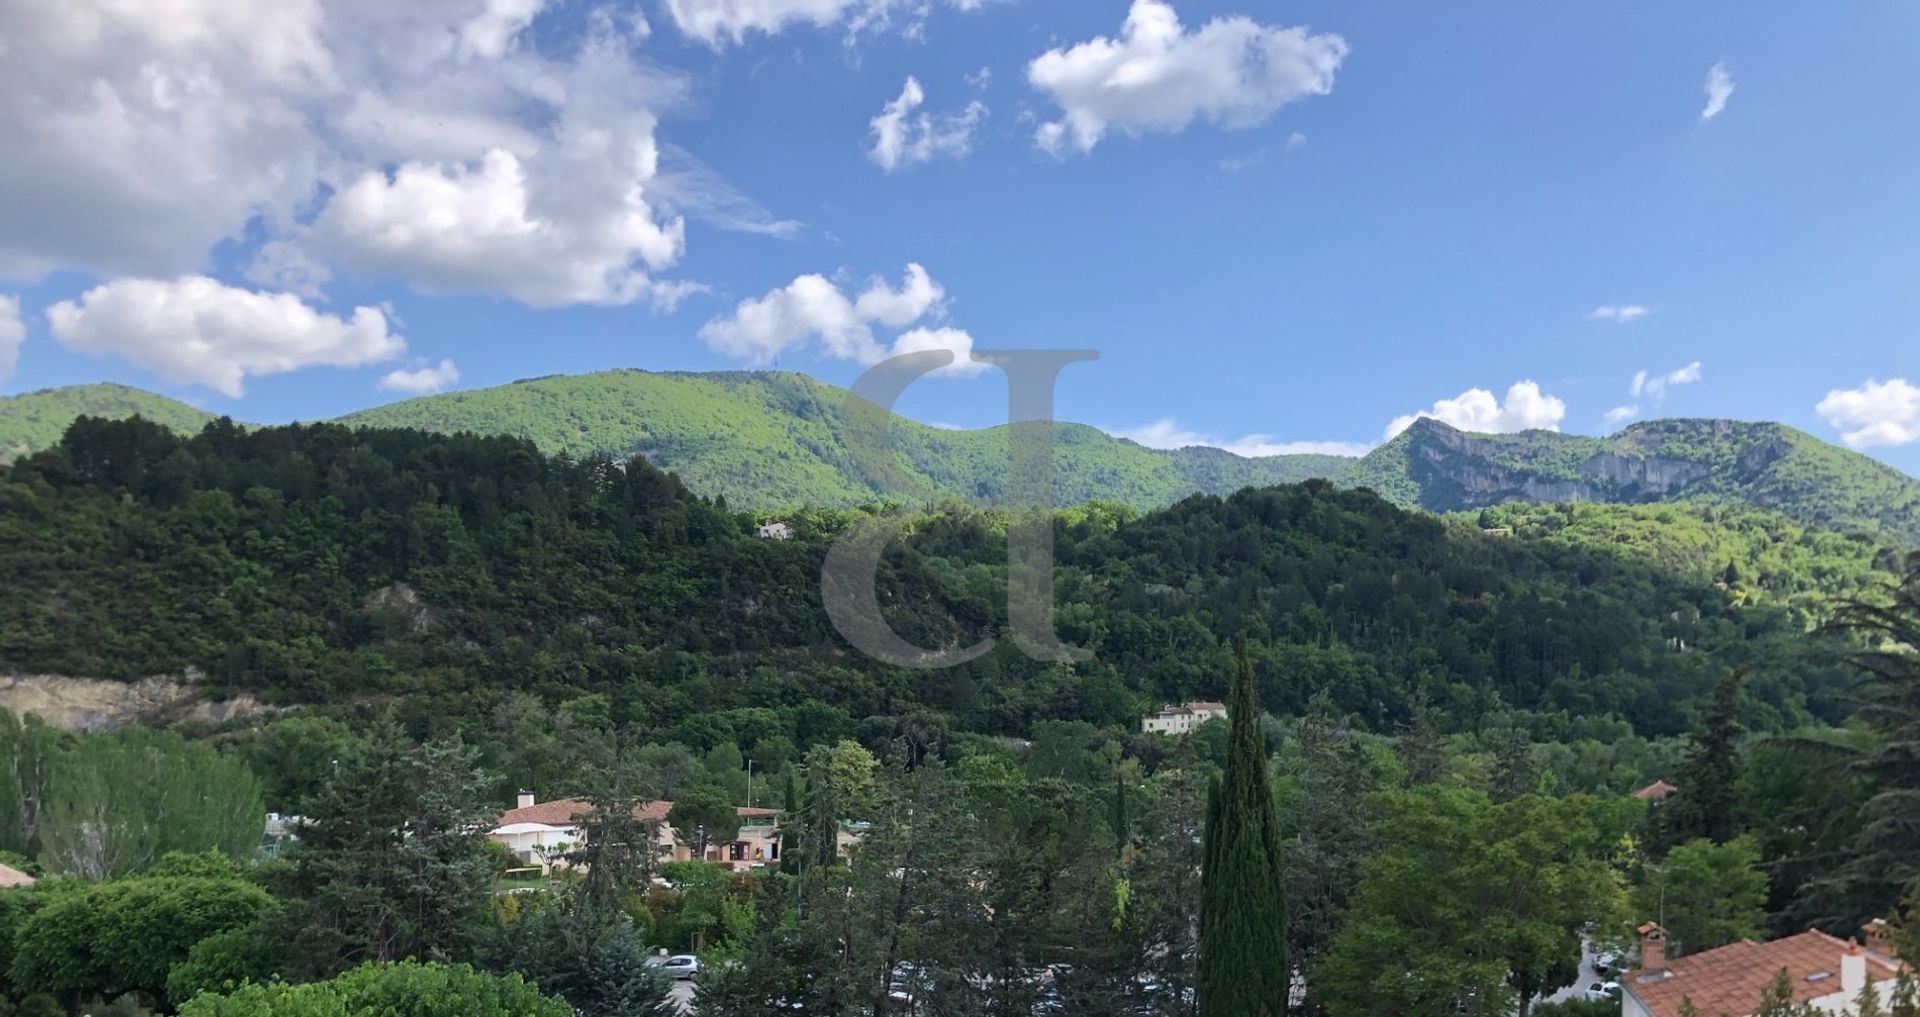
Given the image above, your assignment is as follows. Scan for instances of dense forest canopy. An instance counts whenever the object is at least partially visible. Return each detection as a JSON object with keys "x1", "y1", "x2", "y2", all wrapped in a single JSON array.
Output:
[{"x1": 0, "y1": 416, "x2": 1897, "y2": 753}]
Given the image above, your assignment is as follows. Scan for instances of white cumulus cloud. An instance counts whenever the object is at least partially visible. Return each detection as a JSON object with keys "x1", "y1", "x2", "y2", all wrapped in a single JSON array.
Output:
[
  {"x1": 700, "y1": 263, "x2": 966, "y2": 371},
  {"x1": 379, "y1": 358, "x2": 461, "y2": 394},
  {"x1": 1587, "y1": 304, "x2": 1651, "y2": 323},
  {"x1": 852, "y1": 263, "x2": 944, "y2": 326},
  {"x1": 1702, "y1": 61, "x2": 1734, "y2": 120},
  {"x1": 305, "y1": 33, "x2": 690, "y2": 308},
  {"x1": 1111, "y1": 418, "x2": 1369, "y2": 458},
  {"x1": 46, "y1": 276, "x2": 404, "y2": 398},
  {"x1": 0, "y1": 0, "x2": 333, "y2": 279},
  {"x1": 868, "y1": 77, "x2": 987, "y2": 172},
  {"x1": 1, "y1": 0, "x2": 707, "y2": 314},
  {"x1": 0, "y1": 296, "x2": 24, "y2": 385},
  {"x1": 1386, "y1": 381, "x2": 1567, "y2": 440},
  {"x1": 1817, "y1": 378, "x2": 1920, "y2": 449},
  {"x1": 1604, "y1": 404, "x2": 1641, "y2": 425},
  {"x1": 1027, "y1": 0, "x2": 1347, "y2": 156},
  {"x1": 887, "y1": 326, "x2": 988, "y2": 378}
]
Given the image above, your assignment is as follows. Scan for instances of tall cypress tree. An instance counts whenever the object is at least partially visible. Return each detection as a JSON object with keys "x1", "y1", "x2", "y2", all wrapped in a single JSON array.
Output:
[{"x1": 1198, "y1": 640, "x2": 1289, "y2": 1016}]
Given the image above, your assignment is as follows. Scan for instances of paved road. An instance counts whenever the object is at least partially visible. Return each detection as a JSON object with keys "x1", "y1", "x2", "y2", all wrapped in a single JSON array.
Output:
[
  {"x1": 1540, "y1": 940, "x2": 1615, "y2": 1009},
  {"x1": 667, "y1": 977, "x2": 695, "y2": 1013}
]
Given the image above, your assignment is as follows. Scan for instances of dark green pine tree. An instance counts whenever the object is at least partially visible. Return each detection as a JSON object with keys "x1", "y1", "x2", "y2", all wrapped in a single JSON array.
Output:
[
  {"x1": 1662, "y1": 670, "x2": 1744, "y2": 847},
  {"x1": 1198, "y1": 640, "x2": 1288, "y2": 1016}
]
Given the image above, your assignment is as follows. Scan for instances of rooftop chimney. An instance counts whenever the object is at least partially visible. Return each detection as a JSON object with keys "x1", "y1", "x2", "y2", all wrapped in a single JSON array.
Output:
[
  {"x1": 1638, "y1": 922, "x2": 1668, "y2": 972},
  {"x1": 516, "y1": 789, "x2": 535, "y2": 810},
  {"x1": 1862, "y1": 919, "x2": 1895, "y2": 958},
  {"x1": 1842, "y1": 941, "x2": 1867, "y2": 996}
]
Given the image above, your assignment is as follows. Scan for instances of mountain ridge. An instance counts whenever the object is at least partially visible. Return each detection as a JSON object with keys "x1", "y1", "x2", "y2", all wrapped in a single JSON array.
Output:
[{"x1": 4, "y1": 373, "x2": 1916, "y2": 543}]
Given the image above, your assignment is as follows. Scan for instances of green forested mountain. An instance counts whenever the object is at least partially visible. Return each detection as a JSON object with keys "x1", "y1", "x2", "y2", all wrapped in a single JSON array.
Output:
[
  {"x1": 1344, "y1": 416, "x2": 1920, "y2": 545},
  {"x1": 7, "y1": 376, "x2": 1917, "y2": 545},
  {"x1": 336, "y1": 370, "x2": 1350, "y2": 508},
  {"x1": 0, "y1": 383, "x2": 217, "y2": 462},
  {"x1": 0, "y1": 417, "x2": 1896, "y2": 746},
  {"x1": 1, "y1": 375, "x2": 1346, "y2": 510}
]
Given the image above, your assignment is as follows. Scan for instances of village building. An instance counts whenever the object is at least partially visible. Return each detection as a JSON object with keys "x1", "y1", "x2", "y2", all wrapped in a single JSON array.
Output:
[
  {"x1": 1621, "y1": 921, "x2": 1906, "y2": 1017},
  {"x1": 1631, "y1": 779, "x2": 1678, "y2": 803},
  {"x1": 490, "y1": 792, "x2": 781, "y2": 875},
  {"x1": 1141, "y1": 701, "x2": 1228, "y2": 736}
]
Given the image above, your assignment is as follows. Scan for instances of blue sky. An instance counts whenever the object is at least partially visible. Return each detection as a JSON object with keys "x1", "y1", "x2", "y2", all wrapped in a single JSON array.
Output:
[{"x1": 3, "y1": 0, "x2": 1918, "y2": 471}]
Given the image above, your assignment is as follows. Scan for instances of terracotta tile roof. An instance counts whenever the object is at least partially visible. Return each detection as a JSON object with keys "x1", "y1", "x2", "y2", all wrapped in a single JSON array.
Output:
[
  {"x1": 1187, "y1": 702, "x2": 1227, "y2": 713},
  {"x1": 1624, "y1": 929, "x2": 1904, "y2": 1017},
  {"x1": 0, "y1": 863, "x2": 35, "y2": 888},
  {"x1": 1632, "y1": 779, "x2": 1679, "y2": 801},
  {"x1": 495, "y1": 798, "x2": 777, "y2": 828}
]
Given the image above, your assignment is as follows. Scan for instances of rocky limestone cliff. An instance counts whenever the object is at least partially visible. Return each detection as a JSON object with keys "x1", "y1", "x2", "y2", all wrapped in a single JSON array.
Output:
[
  {"x1": 0, "y1": 668, "x2": 279, "y2": 731},
  {"x1": 1411, "y1": 424, "x2": 1714, "y2": 507}
]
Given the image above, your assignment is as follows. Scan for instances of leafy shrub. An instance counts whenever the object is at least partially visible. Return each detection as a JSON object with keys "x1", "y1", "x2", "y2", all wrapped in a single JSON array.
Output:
[{"x1": 177, "y1": 960, "x2": 572, "y2": 1017}]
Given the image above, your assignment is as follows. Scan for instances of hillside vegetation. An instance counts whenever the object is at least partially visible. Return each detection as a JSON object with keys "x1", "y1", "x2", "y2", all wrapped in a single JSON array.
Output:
[
  {"x1": 336, "y1": 370, "x2": 1349, "y2": 507},
  {"x1": 1346, "y1": 416, "x2": 1920, "y2": 545},
  {"x1": 0, "y1": 417, "x2": 1894, "y2": 746},
  {"x1": 0, "y1": 384, "x2": 216, "y2": 462},
  {"x1": 6, "y1": 375, "x2": 1917, "y2": 546}
]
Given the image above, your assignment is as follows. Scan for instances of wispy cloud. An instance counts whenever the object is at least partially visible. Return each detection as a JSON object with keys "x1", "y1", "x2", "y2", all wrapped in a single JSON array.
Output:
[
  {"x1": 1701, "y1": 61, "x2": 1734, "y2": 121},
  {"x1": 1587, "y1": 304, "x2": 1651, "y2": 323},
  {"x1": 654, "y1": 143, "x2": 804, "y2": 239},
  {"x1": 1608, "y1": 361, "x2": 1702, "y2": 423},
  {"x1": 1109, "y1": 418, "x2": 1369, "y2": 458}
]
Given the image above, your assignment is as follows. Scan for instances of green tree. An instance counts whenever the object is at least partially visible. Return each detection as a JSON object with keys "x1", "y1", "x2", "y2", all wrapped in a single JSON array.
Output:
[
  {"x1": 36, "y1": 727, "x2": 263, "y2": 878},
  {"x1": 10, "y1": 875, "x2": 272, "y2": 1007},
  {"x1": 1798, "y1": 554, "x2": 1920, "y2": 928},
  {"x1": 166, "y1": 928, "x2": 287, "y2": 1008},
  {"x1": 1858, "y1": 973, "x2": 1889, "y2": 1017},
  {"x1": 235, "y1": 712, "x2": 356, "y2": 813},
  {"x1": 1754, "y1": 967, "x2": 1816, "y2": 1017},
  {"x1": 668, "y1": 785, "x2": 741, "y2": 860},
  {"x1": 795, "y1": 740, "x2": 878, "y2": 872},
  {"x1": 1633, "y1": 836, "x2": 1768, "y2": 956},
  {"x1": 0, "y1": 711, "x2": 61, "y2": 858},
  {"x1": 1317, "y1": 789, "x2": 1623, "y2": 1017},
  {"x1": 1197, "y1": 642, "x2": 1287, "y2": 1016},
  {"x1": 1489, "y1": 726, "x2": 1540, "y2": 803},
  {"x1": 1276, "y1": 696, "x2": 1388, "y2": 1007},
  {"x1": 1396, "y1": 685, "x2": 1450, "y2": 787},
  {"x1": 481, "y1": 892, "x2": 673, "y2": 1017},
  {"x1": 1891, "y1": 968, "x2": 1919, "y2": 1017},
  {"x1": 273, "y1": 725, "x2": 496, "y2": 978},
  {"x1": 177, "y1": 960, "x2": 571, "y2": 1017},
  {"x1": 1661, "y1": 672, "x2": 1744, "y2": 847}
]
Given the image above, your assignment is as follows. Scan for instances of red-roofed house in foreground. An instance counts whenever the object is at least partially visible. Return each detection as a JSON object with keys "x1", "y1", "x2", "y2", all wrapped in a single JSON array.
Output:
[{"x1": 1621, "y1": 920, "x2": 1907, "y2": 1017}]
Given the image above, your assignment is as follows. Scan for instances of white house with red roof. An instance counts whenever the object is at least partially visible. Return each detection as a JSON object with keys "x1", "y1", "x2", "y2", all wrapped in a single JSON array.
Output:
[
  {"x1": 491, "y1": 791, "x2": 782, "y2": 874},
  {"x1": 1621, "y1": 920, "x2": 1907, "y2": 1017}
]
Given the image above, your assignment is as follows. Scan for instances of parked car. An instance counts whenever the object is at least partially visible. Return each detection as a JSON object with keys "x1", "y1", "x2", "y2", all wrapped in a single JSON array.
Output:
[
  {"x1": 1585, "y1": 980, "x2": 1621, "y2": 1000},
  {"x1": 1593, "y1": 950, "x2": 1624, "y2": 974},
  {"x1": 662, "y1": 954, "x2": 701, "y2": 980}
]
